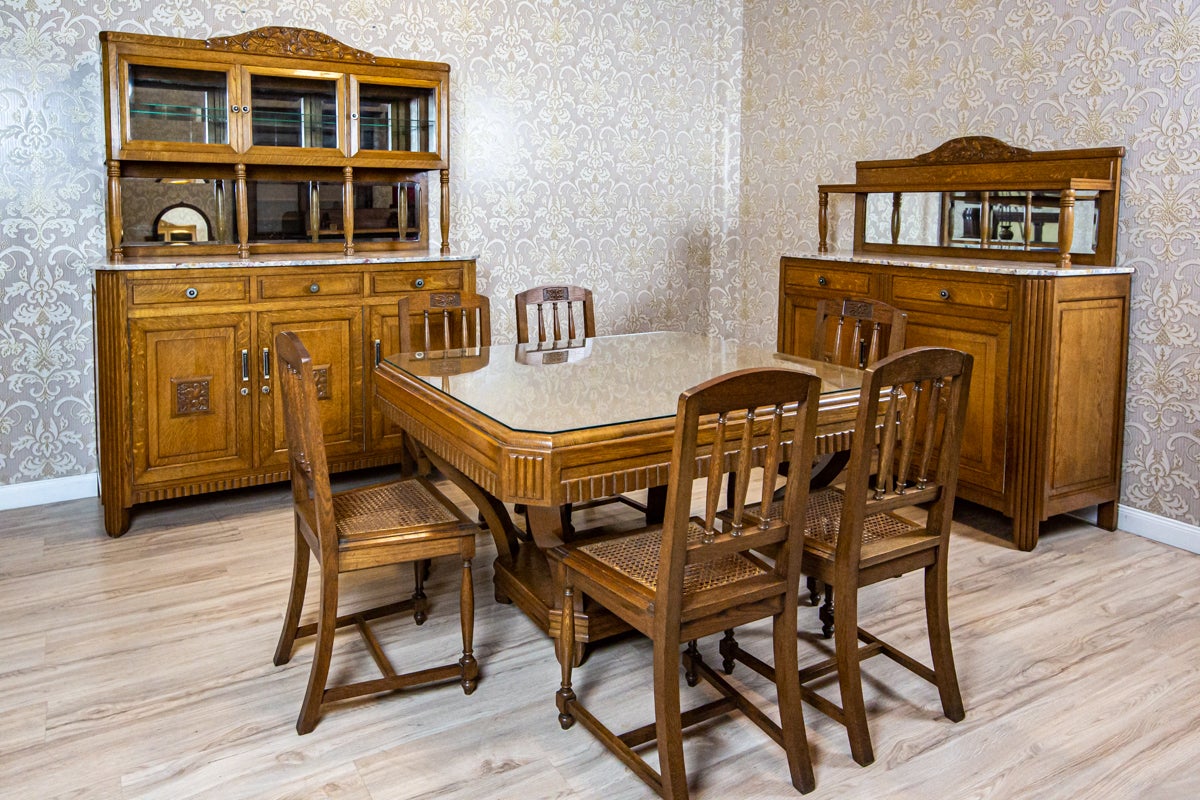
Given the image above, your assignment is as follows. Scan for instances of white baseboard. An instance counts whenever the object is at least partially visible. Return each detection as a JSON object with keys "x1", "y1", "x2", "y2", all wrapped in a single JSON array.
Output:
[
  {"x1": 1070, "y1": 504, "x2": 1200, "y2": 555},
  {"x1": 0, "y1": 473, "x2": 98, "y2": 511}
]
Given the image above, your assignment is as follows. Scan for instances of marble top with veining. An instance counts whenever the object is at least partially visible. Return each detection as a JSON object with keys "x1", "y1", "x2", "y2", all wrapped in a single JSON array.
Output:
[
  {"x1": 786, "y1": 250, "x2": 1133, "y2": 276},
  {"x1": 91, "y1": 250, "x2": 479, "y2": 272}
]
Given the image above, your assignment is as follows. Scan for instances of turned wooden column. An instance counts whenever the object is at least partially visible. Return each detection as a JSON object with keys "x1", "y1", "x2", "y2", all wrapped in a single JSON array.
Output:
[
  {"x1": 1057, "y1": 189, "x2": 1075, "y2": 268},
  {"x1": 343, "y1": 166, "x2": 355, "y2": 255},
  {"x1": 818, "y1": 190, "x2": 829, "y2": 252},
  {"x1": 890, "y1": 191, "x2": 902, "y2": 245},
  {"x1": 440, "y1": 168, "x2": 451, "y2": 253},
  {"x1": 106, "y1": 160, "x2": 123, "y2": 261},
  {"x1": 235, "y1": 163, "x2": 249, "y2": 258}
]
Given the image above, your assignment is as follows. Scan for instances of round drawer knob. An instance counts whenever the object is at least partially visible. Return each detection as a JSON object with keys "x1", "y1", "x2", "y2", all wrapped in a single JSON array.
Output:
[
  {"x1": 261, "y1": 385, "x2": 271, "y2": 394},
  {"x1": 230, "y1": 105, "x2": 239, "y2": 113},
  {"x1": 414, "y1": 278, "x2": 426, "y2": 289},
  {"x1": 309, "y1": 283, "x2": 320, "y2": 294},
  {"x1": 939, "y1": 289, "x2": 950, "y2": 300},
  {"x1": 351, "y1": 112, "x2": 359, "y2": 120},
  {"x1": 241, "y1": 106, "x2": 249, "y2": 113},
  {"x1": 817, "y1": 276, "x2": 828, "y2": 287},
  {"x1": 185, "y1": 287, "x2": 198, "y2": 299},
  {"x1": 240, "y1": 387, "x2": 249, "y2": 396}
]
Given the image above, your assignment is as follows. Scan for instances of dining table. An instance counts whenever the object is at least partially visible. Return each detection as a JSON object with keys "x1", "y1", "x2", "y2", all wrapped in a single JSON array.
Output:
[{"x1": 373, "y1": 330, "x2": 866, "y2": 660}]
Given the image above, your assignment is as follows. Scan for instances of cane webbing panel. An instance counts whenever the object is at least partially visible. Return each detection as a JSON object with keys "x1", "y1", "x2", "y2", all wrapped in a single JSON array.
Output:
[
  {"x1": 757, "y1": 488, "x2": 918, "y2": 547},
  {"x1": 333, "y1": 480, "x2": 462, "y2": 539},
  {"x1": 577, "y1": 521, "x2": 767, "y2": 592}
]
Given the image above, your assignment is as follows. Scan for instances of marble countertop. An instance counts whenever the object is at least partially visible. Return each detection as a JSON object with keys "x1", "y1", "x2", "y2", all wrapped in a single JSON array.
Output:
[
  {"x1": 785, "y1": 250, "x2": 1133, "y2": 276},
  {"x1": 91, "y1": 250, "x2": 479, "y2": 272}
]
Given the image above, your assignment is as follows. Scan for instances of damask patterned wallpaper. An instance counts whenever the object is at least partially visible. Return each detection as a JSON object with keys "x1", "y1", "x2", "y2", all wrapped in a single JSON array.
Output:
[
  {"x1": 1, "y1": 1, "x2": 1195, "y2": 529},
  {"x1": 0, "y1": 2, "x2": 744, "y2": 484},
  {"x1": 740, "y1": 0, "x2": 1200, "y2": 526}
]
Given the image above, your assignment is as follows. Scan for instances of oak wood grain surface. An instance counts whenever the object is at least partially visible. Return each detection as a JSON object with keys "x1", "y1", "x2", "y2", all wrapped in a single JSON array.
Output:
[{"x1": 1, "y1": 478, "x2": 1196, "y2": 798}]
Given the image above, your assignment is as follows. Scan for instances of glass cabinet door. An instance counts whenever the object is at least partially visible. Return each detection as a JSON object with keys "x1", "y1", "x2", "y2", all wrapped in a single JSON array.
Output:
[
  {"x1": 352, "y1": 79, "x2": 442, "y2": 161},
  {"x1": 244, "y1": 72, "x2": 343, "y2": 153},
  {"x1": 122, "y1": 62, "x2": 236, "y2": 153}
]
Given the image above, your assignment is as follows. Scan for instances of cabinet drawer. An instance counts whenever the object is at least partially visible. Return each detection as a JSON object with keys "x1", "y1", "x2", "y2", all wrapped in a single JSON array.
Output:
[
  {"x1": 258, "y1": 274, "x2": 362, "y2": 300},
  {"x1": 371, "y1": 268, "x2": 464, "y2": 295},
  {"x1": 784, "y1": 265, "x2": 872, "y2": 296},
  {"x1": 892, "y1": 275, "x2": 1011, "y2": 313},
  {"x1": 129, "y1": 277, "x2": 248, "y2": 306}
]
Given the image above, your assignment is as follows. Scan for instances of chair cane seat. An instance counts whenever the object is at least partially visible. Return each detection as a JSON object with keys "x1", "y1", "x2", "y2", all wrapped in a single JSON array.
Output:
[
  {"x1": 754, "y1": 489, "x2": 922, "y2": 549},
  {"x1": 577, "y1": 521, "x2": 769, "y2": 593},
  {"x1": 333, "y1": 480, "x2": 465, "y2": 540}
]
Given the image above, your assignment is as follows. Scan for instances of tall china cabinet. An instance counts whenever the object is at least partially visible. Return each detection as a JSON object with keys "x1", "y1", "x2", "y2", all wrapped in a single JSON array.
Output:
[
  {"x1": 780, "y1": 137, "x2": 1131, "y2": 550},
  {"x1": 94, "y1": 27, "x2": 475, "y2": 536}
]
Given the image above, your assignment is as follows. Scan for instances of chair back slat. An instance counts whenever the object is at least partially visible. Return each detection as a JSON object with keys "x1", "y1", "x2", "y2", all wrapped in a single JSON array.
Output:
[
  {"x1": 655, "y1": 368, "x2": 822, "y2": 623},
  {"x1": 515, "y1": 285, "x2": 596, "y2": 345},
  {"x1": 398, "y1": 292, "x2": 492, "y2": 354},
  {"x1": 275, "y1": 330, "x2": 336, "y2": 556},
  {"x1": 813, "y1": 297, "x2": 908, "y2": 369},
  {"x1": 701, "y1": 413, "x2": 728, "y2": 542},
  {"x1": 917, "y1": 377, "x2": 945, "y2": 488},
  {"x1": 838, "y1": 346, "x2": 973, "y2": 566}
]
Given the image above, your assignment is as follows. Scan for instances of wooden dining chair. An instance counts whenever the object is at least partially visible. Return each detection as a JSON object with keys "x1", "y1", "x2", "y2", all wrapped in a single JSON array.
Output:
[
  {"x1": 514, "y1": 284, "x2": 645, "y2": 531},
  {"x1": 812, "y1": 297, "x2": 907, "y2": 370},
  {"x1": 720, "y1": 346, "x2": 973, "y2": 767},
  {"x1": 514, "y1": 284, "x2": 596, "y2": 345},
  {"x1": 272, "y1": 330, "x2": 480, "y2": 735},
  {"x1": 551, "y1": 367, "x2": 823, "y2": 798},
  {"x1": 396, "y1": 291, "x2": 492, "y2": 476},
  {"x1": 398, "y1": 291, "x2": 492, "y2": 353}
]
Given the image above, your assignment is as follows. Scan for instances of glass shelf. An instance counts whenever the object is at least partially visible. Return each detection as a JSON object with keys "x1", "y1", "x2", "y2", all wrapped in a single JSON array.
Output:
[
  {"x1": 127, "y1": 64, "x2": 229, "y2": 145},
  {"x1": 357, "y1": 82, "x2": 437, "y2": 153},
  {"x1": 250, "y1": 74, "x2": 339, "y2": 149}
]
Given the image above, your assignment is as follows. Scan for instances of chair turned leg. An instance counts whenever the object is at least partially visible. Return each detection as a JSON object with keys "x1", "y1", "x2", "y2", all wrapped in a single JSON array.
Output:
[
  {"x1": 925, "y1": 560, "x2": 964, "y2": 722},
  {"x1": 719, "y1": 629, "x2": 738, "y2": 675},
  {"x1": 683, "y1": 640, "x2": 701, "y2": 687},
  {"x1": 819, "y1": 584, "x2": 835, "y2": 639},
  {"x1": 459, "y1": 558, "x2": 478, "y2": 695},
  {"x1": 274, "y1": 527, "x2": 310, "y2": 666},
  {"x1": 774, "y1": 604, "x2": 816, "y2": 793},
  {"x1": 296, "y1": 566, "x2": 339, "y2": 735},
  {"x1": 806, "y1": 576, "x2": 821, "y2": 606},
  {"x1": 833, "y1": 590, "x2": 873, "y2": 766},
  {"x1": 556, "y1": 585, "x2": 578, "y2": 730},
  {"x1": 412, "y1": 561, "x2": 428, "y2": 625},
  {"x1": 653, "y1": 632, "x2": 688, "y2": 800}
]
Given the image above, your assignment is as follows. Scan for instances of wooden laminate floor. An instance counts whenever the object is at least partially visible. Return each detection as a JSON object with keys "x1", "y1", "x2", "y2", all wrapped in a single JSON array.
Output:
[{"x1": 1, "y1": 474, "x2": 1197, "y2": 799}]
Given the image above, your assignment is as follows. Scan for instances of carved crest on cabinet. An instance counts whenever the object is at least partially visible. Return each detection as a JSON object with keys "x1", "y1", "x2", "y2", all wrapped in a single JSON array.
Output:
[
  {"x1": 172, "y1": 378, "x2": 211, "y2": 415},
  {"x1": 313, "y1": 366, "x2": 331, "y2": 401},
  {"x1": 206, "y1": 27, "x2": 377, "y2": 64},
  {"x1": 913, "y1": 136, "x2": 1033, "y2": 165}
]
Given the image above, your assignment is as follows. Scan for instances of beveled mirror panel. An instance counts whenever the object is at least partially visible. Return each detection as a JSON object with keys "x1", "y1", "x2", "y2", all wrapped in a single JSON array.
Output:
[
  {"x1": 863, "y1": 190, "x2": 1100, "y2": 254},
  {"x1": 119, "y1": 178, "x2": 234, "y2": 248}
]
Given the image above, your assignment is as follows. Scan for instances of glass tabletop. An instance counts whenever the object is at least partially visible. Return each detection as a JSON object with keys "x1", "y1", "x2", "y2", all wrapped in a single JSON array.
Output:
[{"x1": 382, "y1": 331, "x2": 865, "y2": 435}]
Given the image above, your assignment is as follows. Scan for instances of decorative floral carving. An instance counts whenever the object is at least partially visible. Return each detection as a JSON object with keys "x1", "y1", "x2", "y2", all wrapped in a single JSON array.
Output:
[
  {"x1": 912, "y1": 137, "x2": 1034, "y2": 164},
  {"x1": 173, "y1": 379, "x2": 211, "y2": 416},
  {"x1": 206, "y1": 27, "x2": 376, "y2": 63}
]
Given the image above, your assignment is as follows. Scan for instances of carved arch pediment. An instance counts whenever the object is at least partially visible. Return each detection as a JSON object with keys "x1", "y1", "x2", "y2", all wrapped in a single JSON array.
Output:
[{"x1": 206, "y1": 27, "x2": 376, "y2": 64}]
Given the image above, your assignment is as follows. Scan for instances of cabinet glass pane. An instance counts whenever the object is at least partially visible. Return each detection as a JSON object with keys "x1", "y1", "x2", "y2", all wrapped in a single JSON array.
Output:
[
  {"x1": 358, "y1": 83, "x2": 436, "y2": 153},
  {"x1": 127, "y1": 65, "x2": 229, "y2": 145},
  {"x1": 250, "y1": 75, "x2": 338, "y2": 148},
  {"x1": 119, "y1": 177, "x2": 235, "y2": 248},
  {"x1": 353, "y1": 182, "x2": 421, "y2": 241},
  {"x1": 246, "y1": 180, "x2": 343, "y2": 243}
]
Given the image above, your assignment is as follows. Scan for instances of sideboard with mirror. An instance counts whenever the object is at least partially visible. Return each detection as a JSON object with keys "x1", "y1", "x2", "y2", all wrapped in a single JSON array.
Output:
[
  {"x1": 781, "y1": 137, "x2": 1132, "y2": 550},
  {"x1": 93, "y1": 28, "x2": 475, "y2": 536}
]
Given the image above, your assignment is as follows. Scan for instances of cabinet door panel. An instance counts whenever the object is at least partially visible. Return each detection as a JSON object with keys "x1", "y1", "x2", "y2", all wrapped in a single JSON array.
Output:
[
  {"x1": 256, "y1": 308, "x2": 363, "y2": 467},
  {"x1": 130, "y1": 313, "x2": 253, "y2": 485},
  {"x1": 904, "y1": 315, "x2": 1010, "y2": 498}
]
